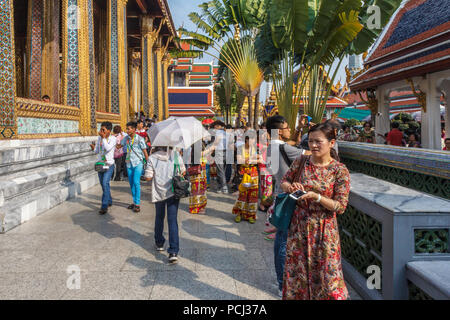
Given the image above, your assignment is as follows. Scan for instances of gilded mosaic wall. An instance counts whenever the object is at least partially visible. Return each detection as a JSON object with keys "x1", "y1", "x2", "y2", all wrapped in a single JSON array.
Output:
[
  {"x1": 142, "y1": 37, "x2": 149, "y2": 114},
  {"x1": 87, "y1": 0, "x2": 97, "y2": 129},
  {"x1": 28, "y1": 0, "x2": 43, "y2": 100},
  {"x1": 66, "y1": 0, "x2": 80, "y2": 108},
  {"x1": 110, "y1": 0, "x2": 120, "y2": 113},
  {"x1": 0, "y1": 0, "x2": 16, "y2": 139}
]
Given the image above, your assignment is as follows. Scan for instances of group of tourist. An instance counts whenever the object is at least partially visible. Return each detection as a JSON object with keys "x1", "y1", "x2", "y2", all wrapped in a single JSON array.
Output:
[
  {"x1": 338, "y1": 119, "x2": 450, "y2": 150},
  {"x1": 90, "y1": 114, "x2": 353, "y2": 299}
]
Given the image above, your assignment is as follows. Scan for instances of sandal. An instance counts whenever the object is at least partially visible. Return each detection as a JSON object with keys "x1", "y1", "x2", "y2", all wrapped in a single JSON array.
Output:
[
  {"x1": 264, "y1": 232, "x2": 276, "y2": 241},
  {"x1": 262, "y1": 226, "x2": 277, "y2": 235},
  {"x1": 133, "y1": 206, "x2": 140, "y2": 213},
  {"x1": 234, "y1": 215, "x2": 241, "y2": 223},
  {"x1": 248, "y1": 217, "x2": 255, "y2": 224},
  {"x1": 127, "y1": 204, "x2": 135, "y2": 210}
]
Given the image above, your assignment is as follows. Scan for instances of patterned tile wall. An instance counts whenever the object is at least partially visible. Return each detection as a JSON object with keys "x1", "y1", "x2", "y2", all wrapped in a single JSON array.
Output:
[
  {"x1": 67, "y1": 0, "x2": 80, "y2": 108},
  {"x1": 29, "y1": 0, "x2": 43, "y2": 100},
  {"x1": 87, "y1": 0, "x2": 97, "y2": 129},
  {"x1": 110, "y1": 0, "x2": 119, "y2": 113},
  {"x1": 18, "y1": 117, "x2": 79, "y2": 135},
  {"x1": 0, "y1": 0, "x2": 16, "y2": 139}
]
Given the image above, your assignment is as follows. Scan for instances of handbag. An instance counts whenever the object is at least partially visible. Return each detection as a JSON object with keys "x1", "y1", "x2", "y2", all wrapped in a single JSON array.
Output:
[
  {"x1": 94, "y1": 140, "x2": 110, "y2": 173},
  {"x1": 269, "y1": 155, "x2": 309, "y2": 232},
  {"x1": 172, "y1": 151, "x2": 190, "y2": 199}
]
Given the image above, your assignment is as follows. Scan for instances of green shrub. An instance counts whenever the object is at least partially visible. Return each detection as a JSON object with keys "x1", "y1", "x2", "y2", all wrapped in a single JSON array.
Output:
[{"x1": 345, "y1": 119, "x2": 360, "y2": 127}]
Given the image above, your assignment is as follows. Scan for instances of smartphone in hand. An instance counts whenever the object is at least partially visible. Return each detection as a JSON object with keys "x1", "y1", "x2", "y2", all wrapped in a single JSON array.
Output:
[{"x1": 289, "y1": 189, "x2": 306, "y2": 200}]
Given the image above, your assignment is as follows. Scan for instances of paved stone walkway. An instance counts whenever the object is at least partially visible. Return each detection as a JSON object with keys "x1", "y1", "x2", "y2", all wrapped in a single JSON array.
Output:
[{"x1": 0, "y1": 180, "x2": 361, "y2": 300}]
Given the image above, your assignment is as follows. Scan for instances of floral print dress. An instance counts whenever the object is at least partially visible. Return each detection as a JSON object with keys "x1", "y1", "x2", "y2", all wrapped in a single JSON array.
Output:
[{"x1": 281, "y1": 156, "x2": 351, "y2": 300}]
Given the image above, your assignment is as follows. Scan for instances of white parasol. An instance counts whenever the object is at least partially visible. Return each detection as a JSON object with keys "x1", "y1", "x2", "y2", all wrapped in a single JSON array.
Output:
[{"x1": 148, "y1": 116, "x2": 211, "y2": 149}]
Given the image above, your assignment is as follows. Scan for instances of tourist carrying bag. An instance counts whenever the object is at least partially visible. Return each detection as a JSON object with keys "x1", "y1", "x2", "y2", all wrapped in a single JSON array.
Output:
[
  {"x1": 172, "y1": 151, "x2": 190, "y2": 199},
  {"x1": 94, "y1": 139, "x2": 110, "y2": 173},
  {"x1": 269, "y1": 154, "x2": 308, "y2": 232}
]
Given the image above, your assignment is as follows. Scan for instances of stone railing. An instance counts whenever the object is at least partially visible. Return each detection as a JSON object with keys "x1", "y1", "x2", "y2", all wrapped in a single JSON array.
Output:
[
  {"x1": 340, "y1": 172, "x2": 450, "y2": 300},
  {"x1": 338, "y1": 142, "x2": 450, "y2": 199}
]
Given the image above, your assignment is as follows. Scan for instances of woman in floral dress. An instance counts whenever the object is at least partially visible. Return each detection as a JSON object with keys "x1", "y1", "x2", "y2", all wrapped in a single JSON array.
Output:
[
  {"x1": 188, "y1": 146, "x2": 208, "y2": 214},
  {"x1": 280, "y1": 123, "x2": 351, "y2": 300},
  {"x1": 232, "y1": 135, "x2": 261, "y2": 224},
  {"x1": 257, "y1": 129, "x2": 273, "y2": 211}
]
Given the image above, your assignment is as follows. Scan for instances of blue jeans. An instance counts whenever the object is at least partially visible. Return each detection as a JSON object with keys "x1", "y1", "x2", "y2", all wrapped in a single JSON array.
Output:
[
  {"x1": 274, "y1": 229, "x2": 288, "y2": 291},
  {"x1": 127, "y1": 162, "x2": 144, "y2": 205},
  {"x1": 154, "y1": 196, "x2": 180, "y2": 255},
  {"x1": 98, "y1": 164, "x2": 115, "y2": 209},
  {"x1": 205, "y1": 164, "x2": 211, "y2": 185},
  {"x1": 225, "y1": 163, "x2": 232, "y2": 183}
]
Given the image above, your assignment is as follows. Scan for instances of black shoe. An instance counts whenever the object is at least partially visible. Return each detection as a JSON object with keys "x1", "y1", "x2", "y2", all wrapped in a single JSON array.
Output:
[
  {"x1": 99, "y1": 208, "x2": 108, "y2": 215},
  {"x1": 127, "y1": 204, "x2": 135, "y2": 210},
  {"x1": 168, "y1": 253, "x2": 178, "y2": 264},
  {"x1": 108, "y1": 203, "x2": 112, "y2": 207},
  {"x1": 156, "y1": 245, "x2": 164, "y2": 252}
]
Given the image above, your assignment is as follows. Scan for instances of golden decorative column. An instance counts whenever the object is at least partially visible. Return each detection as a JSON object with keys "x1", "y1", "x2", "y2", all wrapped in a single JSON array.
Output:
[
  {"x1": 155, "y1": 44, "x2": 164, "y2": 121},
  {"x1": 26, "y1": 0, "x2": 43, "y2": 100},
  {"x1": 0, "y1": 0, "x2": 17, "y2": 139},
  {"x1": 118, "y1": 0, "x2": 129, "y2": 128},
  {"x1": 162, "y1": 54, "x2": 171, "y2": 119},
  {"x1": 41, "y1": 0, "x2": 60, "y2": 104},
  {"x1": 77, "y1": 0, "x2": 94, "y2": 136},
  {"x1": 129, "y1": 51, "x2": 141, "y2": 120},
  {"x1": 141, "y1": 15, "x2": 162, "y2": 119}
]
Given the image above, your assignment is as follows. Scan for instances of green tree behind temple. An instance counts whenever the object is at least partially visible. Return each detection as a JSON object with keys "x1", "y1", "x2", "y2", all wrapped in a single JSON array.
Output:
[{"x1": 256, "y1": 0, "x2": 403, "y2": 130}]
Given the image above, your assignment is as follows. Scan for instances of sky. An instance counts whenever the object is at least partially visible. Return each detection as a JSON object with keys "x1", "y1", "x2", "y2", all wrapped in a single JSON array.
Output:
[{"x1": 168, "y1": 0, "x2": 350, "y2": 103}]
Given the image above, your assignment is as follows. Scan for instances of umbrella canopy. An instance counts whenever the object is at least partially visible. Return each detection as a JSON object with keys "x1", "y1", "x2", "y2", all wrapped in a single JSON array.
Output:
[
  {"x1": 362, "y1": 113, "x2": 396, "y2": 122},
  {"x1": 148, "y1": 116, "x2": 211, "y2": 149},
  {"x1": 411, "y1": 105, "x2": 445, "y2": 122},
  {"x1": 202, "y1": 118, "x2": 214, "y2": 125}
]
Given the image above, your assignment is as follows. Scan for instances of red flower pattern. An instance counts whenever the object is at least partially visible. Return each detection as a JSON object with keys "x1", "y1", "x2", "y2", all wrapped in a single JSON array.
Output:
[{"x1": 281, "y1": 157, "x2": 351, "y2": 300}]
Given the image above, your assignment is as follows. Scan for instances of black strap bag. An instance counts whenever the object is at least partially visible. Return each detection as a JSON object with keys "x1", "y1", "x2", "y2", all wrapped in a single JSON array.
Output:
[{"x1": 172, "y1": 152, "x2": 190, "y2": 199}]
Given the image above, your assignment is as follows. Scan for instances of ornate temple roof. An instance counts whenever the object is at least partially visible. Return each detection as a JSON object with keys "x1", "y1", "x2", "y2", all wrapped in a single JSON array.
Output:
[{"x1": 350, "y1": 0, "x2": 450, "y2": 91}]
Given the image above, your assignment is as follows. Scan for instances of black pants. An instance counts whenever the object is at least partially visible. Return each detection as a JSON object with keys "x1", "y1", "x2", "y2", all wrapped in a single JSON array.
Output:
[
  {"x1": 113, "y1": 156, "x2": 124, "y2": 181},
  {"x1": 122, "y1": 153, "x2": 128, "y2": 177}
]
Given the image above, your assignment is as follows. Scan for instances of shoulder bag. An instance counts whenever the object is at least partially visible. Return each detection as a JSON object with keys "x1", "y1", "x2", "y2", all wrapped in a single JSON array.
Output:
[
  {"x1": 172, "y1": 151, "x2": 191, "y2": 199},
  {"x1": 269, "y1": 155, "x2": 309, "y2": 232},
  {"x1": 94, "y1": 138, "x2": 110, "y2": 173}
]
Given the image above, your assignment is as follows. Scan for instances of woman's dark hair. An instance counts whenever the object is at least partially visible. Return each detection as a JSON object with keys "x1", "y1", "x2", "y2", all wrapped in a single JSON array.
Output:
[
  {"x1": 308, "y1": 123, "x2": 339, "y2": 161},
  {"x1": 364, "y1": 122, "x2": 372, "y2": 128},
  {"x1": 113, "y1": 125, "x2": 122, "y2": 134}
]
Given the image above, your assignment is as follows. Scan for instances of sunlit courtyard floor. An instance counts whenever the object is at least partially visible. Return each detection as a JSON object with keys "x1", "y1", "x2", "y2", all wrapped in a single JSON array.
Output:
[{"x1": 0, "y1": 179, "x2": 362, "y2": 300}]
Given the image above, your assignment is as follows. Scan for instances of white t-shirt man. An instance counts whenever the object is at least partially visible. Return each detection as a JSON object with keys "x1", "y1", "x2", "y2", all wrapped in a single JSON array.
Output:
[{"x1": 94, "y1": 135, "x2": 117, "y2": 166}]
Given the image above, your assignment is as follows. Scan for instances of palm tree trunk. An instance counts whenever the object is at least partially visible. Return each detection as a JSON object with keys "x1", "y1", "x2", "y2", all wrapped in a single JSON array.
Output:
[
  {"x1": 247, "y1": 95, "x2": 252, "y2": 128},
  {"x1": 253, "y1": 91, "x2": 260, "y2": 129}
]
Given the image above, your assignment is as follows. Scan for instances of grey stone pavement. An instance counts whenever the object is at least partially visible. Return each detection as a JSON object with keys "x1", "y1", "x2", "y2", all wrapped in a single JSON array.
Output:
[{"x1": 0, "y1": 180, "x2": 361, "y2": 300}]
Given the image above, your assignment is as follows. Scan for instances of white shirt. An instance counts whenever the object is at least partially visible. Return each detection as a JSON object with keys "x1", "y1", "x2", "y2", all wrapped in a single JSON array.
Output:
[
  {"x1": 145, "y1": 150, "x2": 186, "y2": 203},
  {"x1": 94, "y1": 135, "x2": 117, "y2": 166}
]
